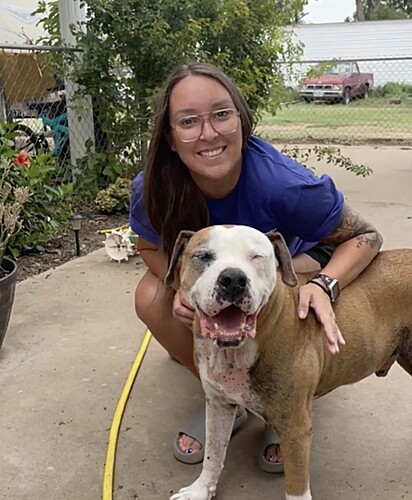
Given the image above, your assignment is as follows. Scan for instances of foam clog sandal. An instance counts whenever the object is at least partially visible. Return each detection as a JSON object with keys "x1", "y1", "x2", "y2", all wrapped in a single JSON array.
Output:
[
  {"x1": 172, "y1": 405, "x2": 248, "y2": 464},
  {"x1": 258, "y1": 424, "x2": 284, "y2": 474}
]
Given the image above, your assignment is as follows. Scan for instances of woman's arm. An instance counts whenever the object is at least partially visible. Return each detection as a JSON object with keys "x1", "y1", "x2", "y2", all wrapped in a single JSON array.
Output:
[
  {"x1": 319, "y1": 201, "x2": 383, "y2": 288},
  {"x1": 137, "y1": 237, "x2": 169, "y2": 280},
  {"x1": 298, "y1": 201, "x2": 383, "y2": 354},
  {"x1": 136, "y1": 236, "x2": 194, "y2": 327}
]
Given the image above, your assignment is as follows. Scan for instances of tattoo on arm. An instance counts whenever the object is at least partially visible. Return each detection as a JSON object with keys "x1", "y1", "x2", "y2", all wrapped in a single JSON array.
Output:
[{"x1": 321, "y1": 202, "x2": 383, "y2": 249}]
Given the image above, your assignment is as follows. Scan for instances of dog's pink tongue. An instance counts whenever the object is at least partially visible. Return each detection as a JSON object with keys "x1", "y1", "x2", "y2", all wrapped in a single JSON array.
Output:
[{"x1": 200, "y1": 306, "x2": 257, "y2": 340}]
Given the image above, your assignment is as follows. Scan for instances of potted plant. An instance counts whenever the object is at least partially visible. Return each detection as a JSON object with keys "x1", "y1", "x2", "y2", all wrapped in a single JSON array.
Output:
[{"x1": 0, "y1": 156, "x2": 30, "y2": 350}]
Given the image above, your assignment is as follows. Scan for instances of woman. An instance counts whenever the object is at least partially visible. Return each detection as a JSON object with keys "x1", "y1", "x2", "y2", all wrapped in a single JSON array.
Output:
[{"x1": 130, "y1": 62, "x2": 383, "y2": 472}]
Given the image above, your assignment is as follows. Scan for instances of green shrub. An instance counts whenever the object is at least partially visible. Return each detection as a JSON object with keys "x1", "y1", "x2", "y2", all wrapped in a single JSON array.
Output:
[
  {"x1": 372, "y1": 82, "x2": 412, "y2": 98},
  {"x1": 94, "y1": 177, "x2": 131, "y2": 214},
  {"x1": 72, "y1": 152, "x2": 139, "y2": 204}
]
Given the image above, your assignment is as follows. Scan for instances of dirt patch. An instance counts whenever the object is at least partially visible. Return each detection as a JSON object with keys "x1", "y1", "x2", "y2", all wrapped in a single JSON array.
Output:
[{"x1": 16, "y1": 209, "x2": 129, "y2": 282}]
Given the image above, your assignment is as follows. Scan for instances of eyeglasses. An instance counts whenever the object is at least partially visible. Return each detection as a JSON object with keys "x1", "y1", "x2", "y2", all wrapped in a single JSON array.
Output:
[{"x1": 171, "y1": 108, "x2": 240, "y2": 143}]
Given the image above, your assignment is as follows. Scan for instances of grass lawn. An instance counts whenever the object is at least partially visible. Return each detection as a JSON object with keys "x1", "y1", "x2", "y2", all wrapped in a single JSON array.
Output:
[{"x1": 258, "y1": 98, "x2": 412, "y2": 144}]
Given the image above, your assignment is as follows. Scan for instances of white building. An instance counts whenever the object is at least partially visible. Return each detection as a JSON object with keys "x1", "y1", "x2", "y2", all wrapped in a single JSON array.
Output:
[
  {"x1": 0, "y1": 0, "x2": 43, "y2": 44},
  {"x1": 290, "y1": 19, "x2": 412, "y2": 87}
]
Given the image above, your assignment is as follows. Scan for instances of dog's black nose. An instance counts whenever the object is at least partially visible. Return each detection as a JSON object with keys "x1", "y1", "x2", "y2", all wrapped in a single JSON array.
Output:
[{"x1": 217, "y1": 268, "x2": 248, "y2": 302}]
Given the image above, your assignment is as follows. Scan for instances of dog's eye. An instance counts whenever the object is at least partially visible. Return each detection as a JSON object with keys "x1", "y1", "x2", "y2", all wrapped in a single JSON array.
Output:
[
  {"x1": 251, "y1": 254, "x2": 265, "y2": 260},
  {"x1": 193, "y1": 251, "x2": 214, "y2": 263}
]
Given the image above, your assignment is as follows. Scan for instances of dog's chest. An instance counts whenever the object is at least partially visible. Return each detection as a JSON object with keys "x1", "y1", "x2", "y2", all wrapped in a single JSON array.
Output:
[{"x1": 195, "y1": 339, "x2": 263, "y2": 414}]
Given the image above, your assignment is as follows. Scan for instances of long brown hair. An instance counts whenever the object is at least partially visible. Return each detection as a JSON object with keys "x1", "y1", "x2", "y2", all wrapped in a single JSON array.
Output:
[{"x1": 143, "y1": 62, "x2": 254, "y2": 258}]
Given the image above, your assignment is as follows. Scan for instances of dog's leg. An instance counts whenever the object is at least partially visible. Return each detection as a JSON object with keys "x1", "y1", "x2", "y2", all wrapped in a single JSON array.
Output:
[
  {"x1": 398, "y1": 329, "x2": 412, "y2": 376},
  {"x1": 170, "y1": 399, "x2": 237, "y2": 500},
  {"x1": 282, "y1": 426, "x2": 312, "y2": 500},
  {"x1": 375, "y1": 352, "x2": 399, "y2": 377},
  {"x1": 271, "y1": 407, "x2": 313, "y2": 500},
  {"x1": 398, "y1": 355, "x2": 412, "y2": 376}
]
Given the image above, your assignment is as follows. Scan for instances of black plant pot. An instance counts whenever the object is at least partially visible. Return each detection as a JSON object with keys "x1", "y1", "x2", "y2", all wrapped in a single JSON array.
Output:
[{"x1": 0, "y1": 257, "x2": 18, "y2": 350}]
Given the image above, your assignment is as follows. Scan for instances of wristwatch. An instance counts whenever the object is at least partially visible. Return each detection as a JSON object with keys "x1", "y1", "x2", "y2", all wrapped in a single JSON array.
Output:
[{"x1": 309, "y1": 274, "x2": 340, "y2": 302}]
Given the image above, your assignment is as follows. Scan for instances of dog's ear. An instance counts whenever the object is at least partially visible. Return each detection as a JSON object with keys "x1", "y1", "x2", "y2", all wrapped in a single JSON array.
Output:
[
  {"x1": 266, "y1": 231, "x2": 298, "y2": 287},
  {"x1": 164, "y1": 230, "x2": 195, "y2": 288}
]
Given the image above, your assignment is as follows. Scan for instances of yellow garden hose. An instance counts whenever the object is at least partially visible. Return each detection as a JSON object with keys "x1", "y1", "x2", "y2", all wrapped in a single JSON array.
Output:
[
  {"x1": 97, "y1": 224, "x2": 129, "y2": 235},
  {"x1": 103, "y1": 329, "x2": 152, "y2": 500}
]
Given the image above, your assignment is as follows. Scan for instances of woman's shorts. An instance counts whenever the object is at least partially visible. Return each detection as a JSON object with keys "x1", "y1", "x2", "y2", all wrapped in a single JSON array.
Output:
[{"x1": 305, "y1": 243, "x2": 335, "y2": 269}]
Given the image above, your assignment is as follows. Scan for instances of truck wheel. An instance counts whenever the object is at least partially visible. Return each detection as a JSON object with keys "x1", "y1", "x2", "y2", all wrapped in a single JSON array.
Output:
[
  {"x1": 361, "y1": 86, "x2": 369, "y2": 99},
  {"x1": 342, "y1": 88, "x2": 351, "y2": 105}
]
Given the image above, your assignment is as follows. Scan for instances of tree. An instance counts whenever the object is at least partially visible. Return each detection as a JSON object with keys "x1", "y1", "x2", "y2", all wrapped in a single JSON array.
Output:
[
  {"x1": 36, "y1": 0, "x2": 308, "y2": 166},
  {"x1": 354, "y1": 0, "x2": 366, "y2": 20},
  {"x1": 352, "y1": 1, "x2": 411, "y2": 21},
  {"x1": 35, "y1": 0, "x2": 369, "y2": 186}
]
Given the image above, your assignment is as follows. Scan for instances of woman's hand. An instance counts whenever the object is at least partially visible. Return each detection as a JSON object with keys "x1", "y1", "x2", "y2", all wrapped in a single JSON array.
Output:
[
  {"x1": 173, "y1": 289, "x2": 195, "y2": 329},
  {"x1": 298, "y1": 283, "x2": 345, "y2": 355}
]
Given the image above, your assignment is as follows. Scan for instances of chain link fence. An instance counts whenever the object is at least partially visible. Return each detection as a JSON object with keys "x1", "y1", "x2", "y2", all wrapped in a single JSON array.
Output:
[
  {"x1": 0, "y1": 44, "x2": 108, "y2": 175},
  {"x1": 260, "y1": 57, "x2": 412, "y2": 145},
  {"x1": 2, "y1": 47, "x2": 412, "y2": 165}
]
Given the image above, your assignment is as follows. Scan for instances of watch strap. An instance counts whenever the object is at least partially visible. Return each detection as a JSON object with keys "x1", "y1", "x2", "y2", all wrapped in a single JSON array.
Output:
[
  {"x1": 311, "y1": 273, "x2": 340, "y2": 302},
  {"x1": 306, "y1": 278, "x2": 332, "y2": 300}
]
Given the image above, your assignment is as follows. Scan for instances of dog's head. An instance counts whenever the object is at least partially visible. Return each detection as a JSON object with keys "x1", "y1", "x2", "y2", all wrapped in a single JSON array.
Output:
[{"x1": 165, "y1": 226, "x2": 297, "y2": 348}]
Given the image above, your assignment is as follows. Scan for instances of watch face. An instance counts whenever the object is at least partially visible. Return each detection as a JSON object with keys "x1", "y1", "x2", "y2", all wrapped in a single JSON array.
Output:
[
  {"x1": 329, "y1": 279, "x2": 340, "y2": 301},
  {"x1": 312, "y1": 274, "x2": 340, "y2": 301}
]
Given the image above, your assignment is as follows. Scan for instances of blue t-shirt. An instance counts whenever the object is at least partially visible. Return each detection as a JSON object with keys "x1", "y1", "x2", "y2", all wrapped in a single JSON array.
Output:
[{"x1": 129, "y1": 136, "x2": 344, "y2": 257}]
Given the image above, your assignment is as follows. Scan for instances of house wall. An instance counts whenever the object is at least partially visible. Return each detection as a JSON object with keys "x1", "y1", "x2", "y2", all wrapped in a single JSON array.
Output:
[
  {"x1": 0, "y1": 0, "x2": 43, "y2": 45},
  {"x1": 290, "y1": 20, "x2": 412, "y2": 87}
]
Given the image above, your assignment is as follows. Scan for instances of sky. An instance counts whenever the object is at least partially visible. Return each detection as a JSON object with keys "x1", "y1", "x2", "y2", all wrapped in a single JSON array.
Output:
[{"x1": 304, "y1": 0, "x2": 355, "y2": 23}]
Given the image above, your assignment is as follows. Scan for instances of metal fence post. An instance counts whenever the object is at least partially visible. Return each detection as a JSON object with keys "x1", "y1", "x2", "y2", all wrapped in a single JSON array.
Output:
[{"x1": 57, "y1": 0, "x2": 95, "y2": 169}]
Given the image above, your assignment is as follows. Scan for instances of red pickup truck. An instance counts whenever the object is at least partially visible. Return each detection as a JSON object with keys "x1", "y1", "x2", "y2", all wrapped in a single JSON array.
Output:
[{"x1": 298, "y1": 61, "x2": 373, "y2": 105}]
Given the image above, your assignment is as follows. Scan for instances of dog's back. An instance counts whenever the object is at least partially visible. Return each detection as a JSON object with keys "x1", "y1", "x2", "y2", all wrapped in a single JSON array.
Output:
[
  {"x1": 317, "y1": 249, "x2": 412, "y2": 396},
  {"x1": 254, "y1": 249, "x2": 412, "y2": 400}
]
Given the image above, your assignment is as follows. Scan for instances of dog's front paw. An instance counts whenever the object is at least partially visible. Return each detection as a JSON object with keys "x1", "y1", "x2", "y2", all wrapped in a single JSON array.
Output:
[{"x1": 170, "y1": 479, "x2": 216, "y2": 500}]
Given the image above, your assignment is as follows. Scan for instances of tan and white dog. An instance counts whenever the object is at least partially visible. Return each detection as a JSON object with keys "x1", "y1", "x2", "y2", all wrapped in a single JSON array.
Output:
[{"x1": 166, "y1": 225, "x2": 412, "y2": 500}]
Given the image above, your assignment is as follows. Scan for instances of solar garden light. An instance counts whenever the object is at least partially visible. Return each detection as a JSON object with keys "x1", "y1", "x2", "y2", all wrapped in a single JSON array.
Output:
[{"x1": 69, "y1": 213, "x2": 84, "y2": 257}]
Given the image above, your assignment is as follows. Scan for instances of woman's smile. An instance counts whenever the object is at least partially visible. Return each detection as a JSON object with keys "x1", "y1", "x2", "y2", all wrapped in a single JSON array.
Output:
[{"x1": 197, "y1": 146, "x2": 226, "y2": 159}]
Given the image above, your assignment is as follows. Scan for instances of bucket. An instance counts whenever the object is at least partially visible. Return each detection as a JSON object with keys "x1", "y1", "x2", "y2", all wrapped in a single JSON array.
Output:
[{"x1": 0, "y1": 257, "x2": 18, "y2": 350}]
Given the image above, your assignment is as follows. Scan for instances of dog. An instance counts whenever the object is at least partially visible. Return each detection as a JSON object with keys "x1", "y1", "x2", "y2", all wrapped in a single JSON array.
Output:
[{"x1": 166, "y1": 225, "x2": 412, "y2": 500}]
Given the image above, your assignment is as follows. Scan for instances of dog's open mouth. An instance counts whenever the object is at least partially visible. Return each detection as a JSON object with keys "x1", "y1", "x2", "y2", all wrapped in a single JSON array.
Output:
[{"x1": 199, "y1": 305, "x2": 257, "y2": 348}]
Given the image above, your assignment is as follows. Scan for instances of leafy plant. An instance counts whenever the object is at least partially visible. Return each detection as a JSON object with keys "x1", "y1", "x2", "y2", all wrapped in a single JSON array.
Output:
[
  {"x1": 280, "y1": 144, "x2": 372, "y2": 177},
  {"x1": 71, "y1": 152, "x2": 138, "y2": 204},
  {"x1": 94, "y1": 177, "x2": 131, "y2": 214},
  {"x1": 0, "y1": 159, "x2": 30, "y2": 267},
  {"x1": 10, "y1": 152, "x2": 73, "y2": 256},
  {"x1": 0, "y1": 121, "x2": 73, "y2": 258},
  {"x1": 372, "y1": 82, "x2": 412, "y2": 98}
]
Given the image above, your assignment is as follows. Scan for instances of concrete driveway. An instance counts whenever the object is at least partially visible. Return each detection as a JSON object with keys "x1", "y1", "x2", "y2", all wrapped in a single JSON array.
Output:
[{"x1": 1, "y1": 145, "x2": 411, "y2": 500}]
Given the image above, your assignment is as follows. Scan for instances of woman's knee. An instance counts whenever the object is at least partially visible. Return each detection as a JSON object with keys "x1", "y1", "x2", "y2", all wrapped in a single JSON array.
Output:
[{"x1": 134, "y1": 271, "x2": 171, "y2": 324}]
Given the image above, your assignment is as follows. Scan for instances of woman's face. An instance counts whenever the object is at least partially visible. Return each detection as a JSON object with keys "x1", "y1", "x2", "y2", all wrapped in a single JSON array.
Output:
[{"x1": 168, "y1": 75, "x2": 243, "y2": 197}]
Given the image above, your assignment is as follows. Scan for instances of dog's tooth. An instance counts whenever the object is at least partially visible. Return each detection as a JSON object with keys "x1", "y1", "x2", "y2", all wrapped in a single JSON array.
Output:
[{"x1": 214, "y1": 323, "x2": 219, "y2": 330}]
